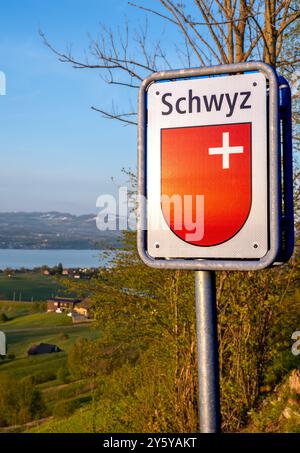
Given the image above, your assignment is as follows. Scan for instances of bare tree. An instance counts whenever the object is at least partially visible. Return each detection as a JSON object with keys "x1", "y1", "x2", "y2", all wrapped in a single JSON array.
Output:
[{"x1": 41, "y1": 0, "x2": 300, "y2": 126}]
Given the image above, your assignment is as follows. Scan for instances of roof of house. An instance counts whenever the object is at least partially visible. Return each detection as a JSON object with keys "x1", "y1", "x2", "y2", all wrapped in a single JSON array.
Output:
[
  {"x1": 76, "y1": 298, "x2": 92, "y2": 309},
  {"x1": 47, "y1": 297, "x2": 82, "y2": 304}
]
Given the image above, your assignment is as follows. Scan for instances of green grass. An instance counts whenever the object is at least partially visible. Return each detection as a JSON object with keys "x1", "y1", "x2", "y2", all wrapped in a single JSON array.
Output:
[
  {"x1": 0, "y1": 300, "x2": 37, "y2": 318},
  {"x1": 42, "y1": 379, "x2": 91, "y2": 402},
  {"x1": 0, "y1": 321, "x2": 100, "y2": 433},
  {"x1": 0, "y1": 272, "x2": 63, "y2": 301},
  {"x1": 0, "y1": 352, "x2": 68, "y2": 380},
  {"x1": 28, "y1": 402, "x2": 99, "y2": 433},
  {"x1": 0, "y1": 301, "x2": 99, "y2": 369}
]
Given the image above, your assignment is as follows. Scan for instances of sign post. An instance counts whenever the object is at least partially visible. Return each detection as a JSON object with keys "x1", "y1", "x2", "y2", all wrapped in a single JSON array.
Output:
[
  {"x1": 195, "y1": 271, "x2": 220, "y2": 432},
  {"x1": 137, "y1": 62, "x2": 293, "y2": 432}
]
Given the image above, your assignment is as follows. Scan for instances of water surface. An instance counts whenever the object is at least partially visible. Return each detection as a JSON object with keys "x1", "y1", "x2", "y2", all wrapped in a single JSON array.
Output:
[{"x1": 0, "y1": 249, "x2": 113, "y2": 270}]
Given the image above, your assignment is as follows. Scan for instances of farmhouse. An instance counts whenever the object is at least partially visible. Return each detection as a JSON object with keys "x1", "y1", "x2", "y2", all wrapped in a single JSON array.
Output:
[
  {"x1": 47, "y1": 297, "x2": 81, "y2": 313},
  {"x1": 73, "y1": 299, "x2": 92, "y2": 318},
  {"x1": 47, "y1": 297, "x2": 92, "y2": 319},
  {"x1": 28, "y1": 343, "x2": 62, "y2": 355}
]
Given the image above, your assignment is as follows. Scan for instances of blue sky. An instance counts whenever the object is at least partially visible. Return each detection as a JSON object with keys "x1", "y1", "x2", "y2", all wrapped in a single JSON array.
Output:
[{"x1": 0, "y1": 0, "x2": 177, "y2": 214}]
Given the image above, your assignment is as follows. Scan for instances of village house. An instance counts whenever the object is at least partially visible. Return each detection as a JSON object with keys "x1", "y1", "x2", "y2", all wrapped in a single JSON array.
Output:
[
  {"x1": 74, "y1": 298, "x2": 92, "y2": 319},
  {"x1": 46, "y1": 297, "x2": 81, "y2": 313}
]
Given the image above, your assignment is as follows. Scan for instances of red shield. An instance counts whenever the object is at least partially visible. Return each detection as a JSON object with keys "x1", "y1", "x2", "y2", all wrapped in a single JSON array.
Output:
[{"x1": 161, "y1": 123, "x2": 252, "y2": 246}]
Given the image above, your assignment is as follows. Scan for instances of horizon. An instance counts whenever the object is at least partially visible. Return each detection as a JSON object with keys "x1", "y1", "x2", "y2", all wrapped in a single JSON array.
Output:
[{"x1": 0, "y1": 210, "x2": 98, "y2": 216}]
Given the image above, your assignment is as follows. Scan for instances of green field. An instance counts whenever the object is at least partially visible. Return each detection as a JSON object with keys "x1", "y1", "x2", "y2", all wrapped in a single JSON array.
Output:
[
  {"x1": 0, "y1": 300, "x2": 37, "y2": 318},
  {"x1": 0, "y1": 302, "x2": 98, "y2": 360},
  {"x1": 2, "y1": 322, "x2": 97, "y2": 358},
  {"x1": 0, "y1": 272, "x2": 64, "y2": 301},
  {"x1": 0, "y1": 312, "x2": 73, "y2": 330}
]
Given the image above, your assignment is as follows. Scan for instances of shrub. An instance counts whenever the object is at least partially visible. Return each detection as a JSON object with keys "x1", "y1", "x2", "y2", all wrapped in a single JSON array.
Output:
[
  {"x1": 0, "y1": 374, "x2": 47, "y2": 426},
  {"x1": 68, "y1": 338, "x2": 110, "y2": 380},
  {"x1": 33, "y1": 302, "x2": 47, "y2": 312},
  {"x1": 52, "y1": 399, "x2": 81, "y2": 418},
  {"x1": 33, "y1": 370, "x2": 56, "y2": 384},
  {"x1": 0, "y1": 313, "x2": 9, "y2": 322},
  {"x1": 57, "y1": 366, "x2": 69, "y2": 383},
  {"x1": 58, "y1": 332, "x2": 69, "y2": 341}
]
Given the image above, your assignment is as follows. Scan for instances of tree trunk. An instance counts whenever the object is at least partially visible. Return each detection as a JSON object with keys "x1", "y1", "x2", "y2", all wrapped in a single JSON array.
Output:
[{"x1": 264, "y1": 0, "x2": 277, "y2": 67}]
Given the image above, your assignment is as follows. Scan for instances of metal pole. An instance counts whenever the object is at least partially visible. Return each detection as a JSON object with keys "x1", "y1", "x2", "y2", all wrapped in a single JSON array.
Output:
[{"x1": 195, "y1": 270, "x2": 221, "y2": 433}]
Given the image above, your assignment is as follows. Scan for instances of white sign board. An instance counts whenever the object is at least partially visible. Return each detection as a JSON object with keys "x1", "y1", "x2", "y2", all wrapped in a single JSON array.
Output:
[
  {"x1": 146, "y1": 72, "x2": 268, "y2": 260},
  {"x1": 0, "y1": 331, "x2": 6, "y2": 356}
]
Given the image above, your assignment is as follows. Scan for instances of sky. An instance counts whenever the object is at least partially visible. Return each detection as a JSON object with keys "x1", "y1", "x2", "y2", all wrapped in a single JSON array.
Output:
[{"x1": 0, "y1": 0, "x2": 176, "y2": 214}]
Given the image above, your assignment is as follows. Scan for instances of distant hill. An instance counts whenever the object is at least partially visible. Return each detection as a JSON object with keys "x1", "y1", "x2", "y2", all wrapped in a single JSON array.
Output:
[{"x1": 0, "y1": 212, "x2": 122, "y2": 250}]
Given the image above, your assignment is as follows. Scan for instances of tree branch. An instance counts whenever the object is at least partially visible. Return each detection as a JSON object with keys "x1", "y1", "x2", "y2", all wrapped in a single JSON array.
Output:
[{"x1": 91, "y1": 106, "x2": 137, "y2": 126}]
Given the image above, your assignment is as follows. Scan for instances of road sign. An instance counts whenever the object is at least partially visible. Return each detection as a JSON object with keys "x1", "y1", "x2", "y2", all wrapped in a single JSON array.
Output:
[
  {"x1": 161, "y1": 122, "x2": 252, "y2": 248},
  {"x1": 137, "y1": 63, "x2": 294, "y2": 433},
  {"x1": 137, "y1": 62, "x2": 293, "y2": 270}
]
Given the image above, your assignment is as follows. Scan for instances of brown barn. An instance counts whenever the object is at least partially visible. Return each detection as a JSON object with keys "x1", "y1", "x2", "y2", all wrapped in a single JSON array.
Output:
[
  {"x1": 47, "y1": 297, "x2": 81, "y2": 313},
  {"x1": 28, "y1": 343, "x2": 62, "y2": 356},
  {"x1": 47, "y1": 297, "x2": 93, "y2": 322}
]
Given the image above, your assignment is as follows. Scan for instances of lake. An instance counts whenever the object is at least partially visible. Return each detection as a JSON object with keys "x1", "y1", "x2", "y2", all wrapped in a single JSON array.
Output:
[{"x1": 0, "y1": 249, "x2": 114, "y2": 270}]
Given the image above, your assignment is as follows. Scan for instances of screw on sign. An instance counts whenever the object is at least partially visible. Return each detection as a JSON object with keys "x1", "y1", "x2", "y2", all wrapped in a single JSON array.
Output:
[{"x1": 137, "y1": 62, "x2": 294, "y2": 433}]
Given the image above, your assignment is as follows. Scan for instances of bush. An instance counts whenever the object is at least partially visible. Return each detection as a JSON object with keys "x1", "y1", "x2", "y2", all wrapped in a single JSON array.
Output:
[
  {"x1": 0, "y1": 313, "x2": 9, "y2": 322},
  {"x1": 58, "y1": 332, "x2": 69, "y2": 341},
  {"x1": 52, "y1": 399, "x2": 81, "y2": 418},
  {"x1": 49, "y1": 381, "x2": 90, "y2": 402},
  {"x1": 57, "y1": 366, "x2": 69, "y2": 383},
  {"x1": 33, "y1": 302, "x2": 47, "y2": 312},
  {"x1": 68, "y1": 338, "x2": 110, "y2": 380},
  {"x1": 32, "y1": 370, "x2": 56, "y2": 384}
]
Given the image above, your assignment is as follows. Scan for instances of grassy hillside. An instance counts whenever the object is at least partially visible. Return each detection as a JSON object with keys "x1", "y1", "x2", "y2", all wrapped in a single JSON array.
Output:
[
  {"x1": 0, "y1": 300, "x2": 37, "y2": 318},
  {"x1": 0, "y1": 301, "x2": 100, "y2": 432},
  {"x1": 0, "y1": 272, "x2": 62, "y2": 301},
  {"x1": 29, "y1": 402, "x2": 99, "y2": 433},
  {"x1": 3, "y1": 323, "x2": 98, "y2": 358},
  {"x1": 1, "y1": 351, "x2": 68, "y2": 380}
]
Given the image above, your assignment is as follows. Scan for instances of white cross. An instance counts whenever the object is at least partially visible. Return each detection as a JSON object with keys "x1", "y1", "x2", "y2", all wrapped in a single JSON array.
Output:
[{"x1": 208, "y1": 132, "x2": 244, "y2": 169}]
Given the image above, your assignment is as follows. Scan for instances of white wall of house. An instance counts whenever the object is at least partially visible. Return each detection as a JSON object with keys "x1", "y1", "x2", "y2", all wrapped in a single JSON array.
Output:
[{"x1": 0, "y1": 331, "x2": 6, "y2": 356}]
